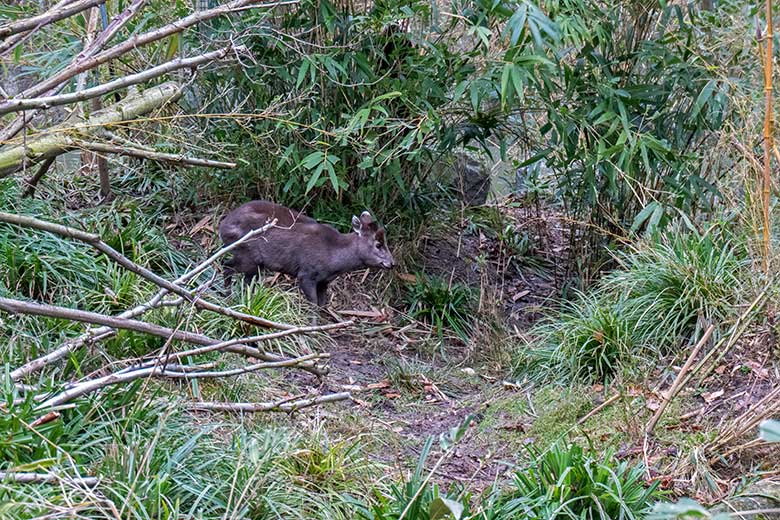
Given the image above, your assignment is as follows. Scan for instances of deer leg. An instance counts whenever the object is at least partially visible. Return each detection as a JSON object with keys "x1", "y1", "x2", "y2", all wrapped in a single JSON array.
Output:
[
  {"x1": 297, "y1": 275, "x2": 318, "y2": 304},
  {"x1": 316, "y1": 281, "x2": 329, "y2": 307},
  {"x1": 221, "y1": 258, "x2": 236, "y2": 296}
]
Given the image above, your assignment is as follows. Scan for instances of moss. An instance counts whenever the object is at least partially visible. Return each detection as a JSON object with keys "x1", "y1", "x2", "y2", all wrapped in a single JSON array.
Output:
[{"x1": 527, "y1": 385, "x2": 593, "y2": 448}]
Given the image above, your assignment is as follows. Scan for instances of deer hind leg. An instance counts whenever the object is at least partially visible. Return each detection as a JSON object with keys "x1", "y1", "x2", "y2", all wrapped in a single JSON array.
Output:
[{"x1": 221, "y1": 257, "x2": 236, "y2": 296}]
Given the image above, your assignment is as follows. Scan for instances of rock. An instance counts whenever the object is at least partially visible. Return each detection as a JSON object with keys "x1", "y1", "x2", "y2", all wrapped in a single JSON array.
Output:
[
  {"x1": 452, "y1": 152, "x2": 491, "y2": 206},
  {"x1": 713, "y1": 479, "x2": 780, "y2": 518}
]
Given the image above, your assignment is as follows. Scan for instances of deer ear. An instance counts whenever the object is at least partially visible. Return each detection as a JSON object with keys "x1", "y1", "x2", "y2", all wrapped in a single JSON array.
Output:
[
  {"x1": 360, "y1": 211, "x2": 373, "y2": 225},
  {"x1": 352, "y1": 215, "x2": 362, "y2": 235}
]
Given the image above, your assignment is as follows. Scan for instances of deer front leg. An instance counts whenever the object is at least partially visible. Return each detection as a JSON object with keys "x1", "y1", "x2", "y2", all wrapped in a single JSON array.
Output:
[
  {"x1": 297, "y1": 274, "x2": 318, "y2": 304},
  {"x1": 316, "y1": 281, "x2": 329, "y2": 307}
]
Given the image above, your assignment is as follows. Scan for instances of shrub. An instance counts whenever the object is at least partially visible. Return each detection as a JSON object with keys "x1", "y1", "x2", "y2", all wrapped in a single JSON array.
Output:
[
  {"x1": 404, "y1": 274, "x2": 476, "y2": 342},
  {"x1": 521, "y1": 228, "x2": 750, "y2": 383},
  {"x1": 488, "y1": 443, "x2": 661, "y2": 520}
]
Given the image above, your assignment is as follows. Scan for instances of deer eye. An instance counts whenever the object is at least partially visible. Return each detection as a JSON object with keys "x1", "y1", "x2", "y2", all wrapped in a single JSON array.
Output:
[{"x1": 375, "y1": 241, "x2": 384, "y2": 249}]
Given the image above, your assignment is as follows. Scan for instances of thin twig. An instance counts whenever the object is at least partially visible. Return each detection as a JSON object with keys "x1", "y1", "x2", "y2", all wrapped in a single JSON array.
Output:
[
  {"x1": 578, "y1": 393, "x2": 621, "y2": 426},
  {"x1": 187, "y1": 392, "x2": 351, "y2": 413},
  {"x1": 76, "y1": 140, "x2": 237, "y2": 169},
  {"x1": 0, "y1": 47, "x2": 240, "y2": 116},
  {"x1": 0, "y1": 212, "x2": 294, "y2": 330},
  {"x1": 0, "y1": 0, "x2": 106, "y2": 38},
  {"x1": 21, "y1": 156, "x2": 55, "y2": 198},
  {"x1": 36, "y1": 353, "x2": 328, "y2": 409}
]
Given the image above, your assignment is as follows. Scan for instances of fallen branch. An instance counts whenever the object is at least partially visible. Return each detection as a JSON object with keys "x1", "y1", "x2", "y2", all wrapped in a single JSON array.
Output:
[
  {"x1": 8, "y1": 224, "x2": 297, "y2": 381},
  {"x1": 37, "y1": 353, "x2": 328, "y2": 409},
  {"x1": 21, "y1": 156, "x2": 55, "y2": 197},
  {"x1": 0, "y1": 211, "x2": 294, "y2": 329},
  {"x1": 0, "y1": 47, "x2": 238, "y2": 116},
  {"x1": 75, "y1": 140, "x2": 237, "y2": 169},
  {"x1": 578, "y1": 393, "x2": 621, "y2": 426},
  {"x1": 0, "y1": 0, "x2": 106, "y2": 39},
  {"x1": 0, "y1": 471, "x2": 98, "y2": 487},
  {"x1": 187, "y1": 392, "x2": 351, "y2": 413},
  {"x1": 1, "y1": 295, "x2": 335, "y2": 380},
  {"x1": 0, "y1": 81, "x2": 183, "y2": 176},
  {"x1": 0, "y1": 296, "x2": 218, "y2": 345},
  {"x1": 645, "y1": 323, "x2": 715, "y2": 435},
  {"x1": 0, "y1": 0, "x2": 146, "y2": 141}
]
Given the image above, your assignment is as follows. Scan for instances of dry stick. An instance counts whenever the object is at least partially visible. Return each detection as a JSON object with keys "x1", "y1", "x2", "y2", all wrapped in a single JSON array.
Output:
[
  {"x1": 0, "y1": 212, "x2": 296, "y2": 330},
  {"x1": 645, "y1": 323, "x2": 715, "y2": 435},
  {"x1": 36, "y1": 353, "x2": 328, "y2": 409},
  {"x1": 0, "y1": 82, "x2": 183, "y2": 175},
  {"x1": 686, "y1": 288, "x2": 770, "y2": 389},
  {"x1": 577, "y1": 393, "x2": 621, "y2": 426},
  {"x1": 0, "y1": 472, "x2": 98, "y2": 487},
  {"x1": 0, "y1": 296, "x2": 331, "y2": 379},
  {"x1": 762, "y1": 0, "x2": 774, "y2": 273},
  {"x1": 0, "y1": 46, "x2": 239, "y2": 116},
  {"x1": 121, "y1": 353, "x2": 324, "y2": 379},
  {"x1": 0, "y1": 0, "x2": 106, "y2": 38},
  {"x1": 75, "y1": 140, "x2": 237, "y2": 169},
  {"x1": 188, "y1": 391, "x2": 351, "y2": 413},
  {"x1": 0, "y1": 296, "x2": 219, "y2": 346},
  {"x1": 21, "y1": 156, "x2": 55, "y2": 197}
]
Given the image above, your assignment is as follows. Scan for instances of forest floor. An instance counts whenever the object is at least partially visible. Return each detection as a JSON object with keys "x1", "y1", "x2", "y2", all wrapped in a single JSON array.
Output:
[{"x1": 175, "y1": 196, "x2": 780, "y2": 503}]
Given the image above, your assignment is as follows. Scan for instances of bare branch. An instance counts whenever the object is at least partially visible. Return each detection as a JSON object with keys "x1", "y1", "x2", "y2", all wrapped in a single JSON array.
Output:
[
  {"x1": 0, "y1": 211, "x2": 299, "y2": 330},
  {"x1": 0, "y1": 0, "x2": 146, "y2": 140},
  {"x1": 37, "y1": 353, "x2": 328, "y2": 409},
  {"x1": 0, "y1": 0, "x2": 106, "y2": 39},
  {"x1": 0, "y1": 296, "x2": 217, "y2": 346},
  {"x1": 0, "y1": 472, "x2": 98, "y2": 487},
  {"x1": 0, "y1": 295, "x2": 331, "y2": 380},
  {"x1": 16, "y1": 0, "x2": 298, "y2": 100},
  {"x1": 21, "y1": 156, "x2": 55, "y2": 197},
  {"x1": 8, "y1": 225, "x2": 294, "y2": 381},
  {"x1": 0, "y1": 47, "x2": 238, "y2": 116},
  {"x1": 76, "y1": 140, "x2": 237, "y2": 169},
  {"x1": 188, "y1": 392, "x2": 352, "y2": 413},
  {"x1": 0, "y1": 81, "x2": 184, "y2": 176}
]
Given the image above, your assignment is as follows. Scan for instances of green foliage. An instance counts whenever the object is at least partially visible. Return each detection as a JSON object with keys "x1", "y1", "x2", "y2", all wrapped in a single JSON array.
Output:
[
  {"x1": 522, "y1": 227, "x2": 750, "y2": 383},
  {"x1": 404, "y1": 274, "x2": 476, "y2": 341},
  {"x1": 530, "y1": 290, "x2": 646, "y2": 382},
  {"x1": 486, "y1": 443, "x2": 661, "y2": 519}
]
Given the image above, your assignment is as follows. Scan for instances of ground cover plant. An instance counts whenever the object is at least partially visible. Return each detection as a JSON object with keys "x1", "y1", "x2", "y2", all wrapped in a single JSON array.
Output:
[{"x1": 1, "y1": 0, "x2": 780, "y2": 518}]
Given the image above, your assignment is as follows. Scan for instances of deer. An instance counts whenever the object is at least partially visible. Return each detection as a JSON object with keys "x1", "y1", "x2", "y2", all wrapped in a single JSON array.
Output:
[{"x1": 218, "y1": 200, "x2": 395, "y2": 307}]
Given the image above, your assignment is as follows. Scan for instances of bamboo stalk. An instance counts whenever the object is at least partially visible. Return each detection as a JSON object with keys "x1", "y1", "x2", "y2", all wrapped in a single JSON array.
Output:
[
  {"x1": 762, "y1": 0, "x2": 774, "y2": 272},
  {"x1": 0, "y1": 82, "x2": 183, "y2": 176}
]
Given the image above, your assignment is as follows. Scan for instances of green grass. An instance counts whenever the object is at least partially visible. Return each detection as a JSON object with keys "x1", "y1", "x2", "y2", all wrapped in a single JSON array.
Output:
[
  {"x1": 488, "y1": 443, "x2": 662, "y2": 519},
  {"x1": 404, "y1": 274, "x2": 476, "y2": 343},
  {"x1": 519, "y1": 228, "x2": 751, "y2": 384}
]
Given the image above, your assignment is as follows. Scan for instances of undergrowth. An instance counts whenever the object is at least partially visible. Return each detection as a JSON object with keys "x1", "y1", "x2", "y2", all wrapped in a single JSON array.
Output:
[{"x1": 519, "y1": 226, "x2": 752, "y2": 384}]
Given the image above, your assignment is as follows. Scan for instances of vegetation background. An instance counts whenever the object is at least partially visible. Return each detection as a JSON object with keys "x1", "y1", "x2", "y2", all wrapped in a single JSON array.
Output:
[{"x1": 0, "y1": 0, "x2": 779, "y2": 518}]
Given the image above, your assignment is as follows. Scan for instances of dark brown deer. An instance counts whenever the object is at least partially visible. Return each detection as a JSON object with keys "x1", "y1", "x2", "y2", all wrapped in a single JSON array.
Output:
[{"x1": 218, "y1": 200, "x2": 395, "y2": 306}]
